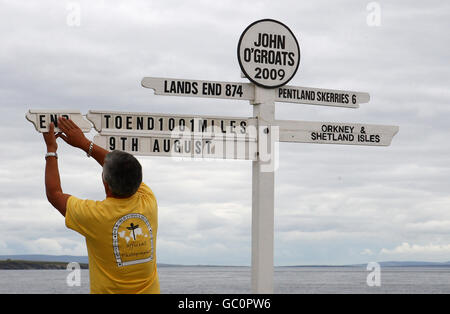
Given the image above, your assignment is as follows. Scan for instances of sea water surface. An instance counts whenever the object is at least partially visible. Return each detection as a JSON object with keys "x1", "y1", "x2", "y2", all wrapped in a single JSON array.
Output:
[{"x1": 1, "y1": 266, "x2": 450, "y2": 294}]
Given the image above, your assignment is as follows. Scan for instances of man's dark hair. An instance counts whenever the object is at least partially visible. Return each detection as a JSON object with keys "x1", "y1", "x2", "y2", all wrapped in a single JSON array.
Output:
[{"x1": 103, "y1": 150, "x2": 142, "y2": 197}]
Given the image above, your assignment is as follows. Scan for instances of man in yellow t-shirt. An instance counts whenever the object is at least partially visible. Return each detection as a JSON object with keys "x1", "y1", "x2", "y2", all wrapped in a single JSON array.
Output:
[{"x1": 42, "y1": 117, "x2": 159, "y2": 294}]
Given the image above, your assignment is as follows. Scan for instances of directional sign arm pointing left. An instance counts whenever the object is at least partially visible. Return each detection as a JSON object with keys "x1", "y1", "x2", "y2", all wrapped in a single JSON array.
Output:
[
  {"x1": 26, "y1": 110, "x2": 92, "y2": 133},
  {"x1": 141, "y1": 77, "x2": 255, "y2": 101}
]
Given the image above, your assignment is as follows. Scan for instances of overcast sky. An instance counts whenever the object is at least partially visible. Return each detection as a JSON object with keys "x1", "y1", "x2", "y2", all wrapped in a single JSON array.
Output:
[{"x1": 1, "y1": 0, "x2": 450, "y2": 266}]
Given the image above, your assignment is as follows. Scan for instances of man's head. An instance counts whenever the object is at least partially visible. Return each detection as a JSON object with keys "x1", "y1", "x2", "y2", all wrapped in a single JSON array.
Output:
[{"x1": 102, "y1": 150, "x2": 142, "y2": 198}]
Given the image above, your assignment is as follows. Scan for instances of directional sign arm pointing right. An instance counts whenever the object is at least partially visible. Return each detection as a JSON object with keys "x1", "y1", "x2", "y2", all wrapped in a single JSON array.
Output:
[{"x1": 276, "y1": 120, "x2": 398, "y2": 146}]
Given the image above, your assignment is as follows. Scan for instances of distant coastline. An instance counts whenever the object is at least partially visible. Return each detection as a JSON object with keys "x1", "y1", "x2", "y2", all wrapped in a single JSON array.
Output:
[
  {"x1": 0, "y1": 259, "x2": 89, "y2": 270},
  {"x1": 1, "y1": 255, "x2": 450, "y2": 270}
]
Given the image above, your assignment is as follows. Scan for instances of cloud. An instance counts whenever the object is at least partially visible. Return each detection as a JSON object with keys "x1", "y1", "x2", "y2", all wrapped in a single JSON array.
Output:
[
  {"x1": 22, "y1": 237, "x2": 86, "y2": 256},
  {"x1": 361, "y1": 249, "x2": 374, "y2": 256},
  {"x1": 406, "y1": 220, "x2": 450, "y2": 234},
  {"x1": 380, "y1": 243, "x2": 450, "y2": 261},
  {"x1": 0, "y1": 1, "x2": 449, "y2": 266}
]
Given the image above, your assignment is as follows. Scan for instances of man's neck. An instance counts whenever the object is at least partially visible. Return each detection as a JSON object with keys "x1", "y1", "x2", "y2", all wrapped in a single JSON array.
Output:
[{"x1": 106, "y1": 192, "x2": 131, "y2": 199}]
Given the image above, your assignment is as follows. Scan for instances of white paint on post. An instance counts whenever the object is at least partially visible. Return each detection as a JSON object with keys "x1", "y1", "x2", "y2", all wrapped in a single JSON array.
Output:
[{"x1": 251, "y1": 86, "x2": 276, "y2": 294}]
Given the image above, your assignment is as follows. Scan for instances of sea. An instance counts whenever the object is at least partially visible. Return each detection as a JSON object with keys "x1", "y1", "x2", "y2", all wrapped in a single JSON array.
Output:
[{"x1": 1, "y1": 266, "x2": 450, "y2": 294}]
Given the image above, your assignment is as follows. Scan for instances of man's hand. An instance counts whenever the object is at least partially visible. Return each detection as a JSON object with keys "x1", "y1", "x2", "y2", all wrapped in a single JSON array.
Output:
[
  {"x1": 43, "y1": 123, "x2": 58, "y2": 152},
  {"x1": 57, "y1": 117, "x2": 90, "y2": 150},
  {"x1": 57, "y1": 116, "x2": 109, "y2": 166}
]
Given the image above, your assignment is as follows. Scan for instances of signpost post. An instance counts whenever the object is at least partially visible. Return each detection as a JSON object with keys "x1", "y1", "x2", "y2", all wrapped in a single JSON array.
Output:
[
  {"x1": 250, "y1": 86, "x2": 277, "y2": 293},
  {"x1": 27, "y1": 18, "x2": 398, "y2": 294}
]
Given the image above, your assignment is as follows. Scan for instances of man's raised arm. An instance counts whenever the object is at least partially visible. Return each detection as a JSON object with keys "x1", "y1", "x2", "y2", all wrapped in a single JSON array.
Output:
[
  {"x1": 57, "y1": 117, "x2": 109, "y2": 166},
  {"x1": 43, "y1": 123, "x2": 70, "y2": 216}
]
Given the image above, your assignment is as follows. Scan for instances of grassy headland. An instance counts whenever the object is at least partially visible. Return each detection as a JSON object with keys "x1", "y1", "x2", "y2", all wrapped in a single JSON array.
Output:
[{"x1": 0, "y1": 259, "x2": 89, "y2": 270}]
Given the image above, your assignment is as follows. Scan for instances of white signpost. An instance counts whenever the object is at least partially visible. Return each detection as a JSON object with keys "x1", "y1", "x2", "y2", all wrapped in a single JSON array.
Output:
[{"x1": 27, "y1": 19, "x2": 398, "y2": 294}]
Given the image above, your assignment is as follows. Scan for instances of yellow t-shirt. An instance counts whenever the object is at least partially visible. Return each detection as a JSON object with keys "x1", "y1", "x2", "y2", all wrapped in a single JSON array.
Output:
[{"x1": 65, "y1": 182, "x2": 159, "y2": 294}]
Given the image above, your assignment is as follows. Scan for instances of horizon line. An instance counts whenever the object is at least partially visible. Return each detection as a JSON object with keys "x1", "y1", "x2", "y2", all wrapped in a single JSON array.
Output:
[{"x1": 1, "y1": 254, "x2": 450, "y2": 267}]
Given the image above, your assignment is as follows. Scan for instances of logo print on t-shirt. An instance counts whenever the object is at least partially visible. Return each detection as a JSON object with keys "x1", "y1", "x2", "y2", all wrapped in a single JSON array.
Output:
[
  {"x1": 127, "y1": 223, "x2": 139, "y2": 240},
  {"x1": 112, "y1": 214, "x2": 153, "y2": 267}
]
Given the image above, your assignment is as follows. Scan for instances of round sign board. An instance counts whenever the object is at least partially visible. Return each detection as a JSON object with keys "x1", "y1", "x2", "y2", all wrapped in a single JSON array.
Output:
[{"x1": 237, "y1": 19, "x2": 300, "y2": 89}]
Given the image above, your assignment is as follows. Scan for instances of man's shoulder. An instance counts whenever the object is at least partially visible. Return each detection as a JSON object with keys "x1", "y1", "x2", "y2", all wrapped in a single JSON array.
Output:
[
  {"x1": 136, "y1": 182, "x2": 157, "y2": 207},
  {"x1": 68, "y1": 195, "x2": 105, "y2": 205},
  {"x1": 137, "y1": 182, "x2": 155, "y2": 196},
  {"x1": 67, "y1": 195, "x2": 108, "y2": 214}
]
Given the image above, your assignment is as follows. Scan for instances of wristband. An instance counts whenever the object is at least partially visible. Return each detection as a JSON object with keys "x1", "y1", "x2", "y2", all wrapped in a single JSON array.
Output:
[
  {"x1": 87, "y1": 141, "x2": 94, "y2": 157},
  {"x1": 45, "y1": 152, "x2": 58, "y2": 159}
]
